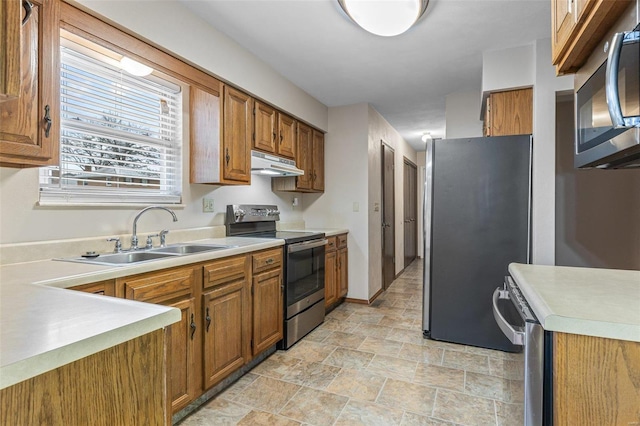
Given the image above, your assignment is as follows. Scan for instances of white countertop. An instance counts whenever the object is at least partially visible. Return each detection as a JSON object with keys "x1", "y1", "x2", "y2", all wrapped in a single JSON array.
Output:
[
  {"x1": 509, "y1": 263, "x2": 640, "y2": 342},
  {"x1": 289, "y1": 228, "x2": 349, "y2": 237},
  {"x1": 0, "y1": 237, "x2": 284, "y2": 389}
]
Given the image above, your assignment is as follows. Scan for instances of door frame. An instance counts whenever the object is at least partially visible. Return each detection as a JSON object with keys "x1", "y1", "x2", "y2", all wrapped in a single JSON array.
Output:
[
  {"x1": 381, "y1": 140, "x2": 395, "y2": 290},
  {"x1": 403, "y1": 157, "x2": 418, "y2": 269}
]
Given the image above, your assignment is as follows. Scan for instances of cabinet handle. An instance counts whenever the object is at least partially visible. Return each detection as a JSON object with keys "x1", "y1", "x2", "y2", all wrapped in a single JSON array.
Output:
[
  {"x1": 43, "y1": 105, "x2": 52, "y2": 138},
  {"x1": 273, "y1": 132, "x2": 277, "y2": 141},
  {"x1": 225, "y1": 148, "x2": 230, "y2": 166},
  {"x1": 190, "y1": 313, "x2": 196, "y2": 340},
  {"x1": 205, "y1": 308, "x2": 211, "y2": 332},
  {"x1": 22, "y1": 0, "x2": 33, "y2": 26},
  {"x1": 265, "y1": 258, "x2": 274, "y2": 264},
  {"x1": 280, "y1": 132, "x2": 283, "y2": 143}
]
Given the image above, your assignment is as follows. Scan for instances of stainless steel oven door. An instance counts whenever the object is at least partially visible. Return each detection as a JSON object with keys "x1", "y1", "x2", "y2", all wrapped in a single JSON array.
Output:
[
  {"x1": 285, "y1": 239, "x2": 326, "y2": 318},
  {"x1": 493, "y1": 285, "x2": 544, "y2": 426}
]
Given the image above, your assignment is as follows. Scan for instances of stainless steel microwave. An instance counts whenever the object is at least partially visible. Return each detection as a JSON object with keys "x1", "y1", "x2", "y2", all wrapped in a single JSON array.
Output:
[{"x1": 575, "y1": 26, "x2": 639, "y2": 169}]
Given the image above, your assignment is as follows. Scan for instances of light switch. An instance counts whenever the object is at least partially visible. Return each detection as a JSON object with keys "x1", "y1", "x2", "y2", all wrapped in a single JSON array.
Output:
[{"x1": 353, "y1": 202, "x2": 359, "y2": 212}]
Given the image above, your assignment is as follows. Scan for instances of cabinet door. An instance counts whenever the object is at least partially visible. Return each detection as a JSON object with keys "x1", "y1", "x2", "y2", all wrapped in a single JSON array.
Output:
[
  {"x1": 312, "y1": 130, "x2": 325, "y2": 192},
  {"x1": 324, "y1": 249, "x2": 337, "y2": 309},
  {"x1": 190, "y1": 84, "x2": 223, "y2": 184},
  {"x1": 223, "y1": 86, "x2": 252, "y2": 183},
  {"x1": 338, "y1": 247, "x2": 348, "y2": 298},
  {"x1": 0, "y1": 0, "x2": 59, "y2": 167},
  {"x1": 296, "y1": 122, "x2": 313, "y2": 190},
  {"x1": 70, "y1": 280, "x2": 115, "y2": 296},
  {"x1": 0, "y1": 0, "x2": 21, "y2": 101},
  {"x1": 253, "y1": 100, "x2": 277, "y2": 154},
  {"x1": 551, "y1": 0, "x2": 576, "y2": 63},
  {"x1": 167, "y1": 296, "x2": 197, "y2": 413},
  {"x1": 252, "y1": 269, "x2": 283, "y2": 355},
  {"x1": 488, "y1": 89, "x2": 533, "y2": 136},
  {"x1": 202, "y1": 281, "x2": 250, "y2": 389},
  {"x1": 277, "y1": 112, "x2": 296, "y2": 159}
]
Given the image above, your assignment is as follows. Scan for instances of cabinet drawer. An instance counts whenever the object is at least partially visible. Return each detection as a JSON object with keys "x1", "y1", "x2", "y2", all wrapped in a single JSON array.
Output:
[
  {"x1": 121, "y1": 268, "x2": 194, "y2": 303},
  {"x1": 337, "y1": 234, "x2": 347, "y2": 249},
  {"x1": 252, "y1": 248, "x2": 283, "y2": 274},
  {"x1": 326, "y1": 236, "x2": 337, "y2": 252},
  {"x1": 70, "y1": 280, "x2": 115, "y2": 296},
  {"x1": 204, "y1": 255, "x2": 248, "y2": 290}
]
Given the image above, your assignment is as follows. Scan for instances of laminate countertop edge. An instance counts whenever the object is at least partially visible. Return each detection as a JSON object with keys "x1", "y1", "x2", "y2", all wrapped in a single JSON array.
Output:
[{"x1": 508, "y1": 263, "x2": 640, "y2": 342}]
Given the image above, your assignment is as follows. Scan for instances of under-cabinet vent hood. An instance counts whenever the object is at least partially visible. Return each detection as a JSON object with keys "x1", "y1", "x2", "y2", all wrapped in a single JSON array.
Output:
[{"x1": 251, "y1": 150, "x2": 304, "y2": 177}]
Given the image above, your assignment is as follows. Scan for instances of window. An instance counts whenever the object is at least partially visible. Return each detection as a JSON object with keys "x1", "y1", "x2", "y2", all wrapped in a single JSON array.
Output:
[{"x1": 39, "y1": 34, "x2": 183, "y2": 205}]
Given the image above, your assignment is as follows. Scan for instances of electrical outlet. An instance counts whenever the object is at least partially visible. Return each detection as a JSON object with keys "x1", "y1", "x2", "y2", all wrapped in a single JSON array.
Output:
[{"x1": 203, "y1": 198, "x2": 215, "y2": 213}]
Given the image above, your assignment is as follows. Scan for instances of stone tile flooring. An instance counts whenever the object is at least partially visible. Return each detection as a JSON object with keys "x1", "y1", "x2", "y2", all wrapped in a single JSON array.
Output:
[{"x1": 178, "y1": 260, "x2": 524, "y2": 426}]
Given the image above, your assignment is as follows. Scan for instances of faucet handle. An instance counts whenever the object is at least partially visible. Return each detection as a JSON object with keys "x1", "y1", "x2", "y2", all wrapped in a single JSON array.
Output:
[
  {"x1": 145, "y1": 234, "x2": 160, "y2": 249},
  {"x1": 159, "y1": 229, "x2": 170, "y2": 247},
  {"x1": 107, "y1": 237, "x2": 122, "y2": 253}
]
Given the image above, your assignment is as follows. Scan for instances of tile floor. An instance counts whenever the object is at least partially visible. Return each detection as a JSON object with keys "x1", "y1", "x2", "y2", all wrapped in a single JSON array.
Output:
[{"x1": 178, "y1": 260, "x2": 525, "y2": 426}]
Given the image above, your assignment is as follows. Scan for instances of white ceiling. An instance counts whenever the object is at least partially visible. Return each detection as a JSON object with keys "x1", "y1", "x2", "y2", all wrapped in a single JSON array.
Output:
[{"x1": 178, "y1": 0, "x2": 551, "y2": 151}]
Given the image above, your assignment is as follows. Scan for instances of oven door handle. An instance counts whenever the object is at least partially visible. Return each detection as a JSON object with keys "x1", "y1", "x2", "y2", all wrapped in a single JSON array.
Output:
[
  {"x1": 288, "y1": 239, "x2": 327, "y2": 253},
  {"x1": 492, "y1": 287, "x2": 524, "y2": 346}
]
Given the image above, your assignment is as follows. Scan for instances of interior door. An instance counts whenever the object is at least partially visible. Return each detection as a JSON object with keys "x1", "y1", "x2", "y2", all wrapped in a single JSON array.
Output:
[
  {"x1": 381, "y1": 142, "x2": 395, "y2": 290},
  {"x1": 404, "y1": 159, "x2": 417, "y2": 268}
]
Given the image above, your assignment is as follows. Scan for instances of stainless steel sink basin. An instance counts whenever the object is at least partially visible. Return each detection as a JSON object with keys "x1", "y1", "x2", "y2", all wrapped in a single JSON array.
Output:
[
  {"x1": 149, "y1": 243, "x2": 235, "y2": 255},
  {"x1": 56, "y1": 243, "x2": 237, "y2": 266}
]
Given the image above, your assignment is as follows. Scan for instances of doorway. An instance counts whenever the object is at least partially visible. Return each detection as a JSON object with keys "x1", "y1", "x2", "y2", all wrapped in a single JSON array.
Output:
[
  {"x1": 403, "y1": 158, "x2": 417, "y2": 269},
  {"x1": 381, "y1": 141, "x2": 395, "y2": 290}
]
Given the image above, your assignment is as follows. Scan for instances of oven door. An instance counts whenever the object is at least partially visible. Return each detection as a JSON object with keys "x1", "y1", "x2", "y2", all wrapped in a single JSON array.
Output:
[{"x1": 285, "y1": 239, "x2": 326, "y2": 319}]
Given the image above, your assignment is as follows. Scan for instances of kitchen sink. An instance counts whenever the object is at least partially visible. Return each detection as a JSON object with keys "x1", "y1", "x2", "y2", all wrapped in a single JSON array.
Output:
[
  {"x1": 56, "y1": 243, "x2": 237, "y2": 266},
  {"x1": 149, "y1": 243, "x2": 235, "y2": 255}
]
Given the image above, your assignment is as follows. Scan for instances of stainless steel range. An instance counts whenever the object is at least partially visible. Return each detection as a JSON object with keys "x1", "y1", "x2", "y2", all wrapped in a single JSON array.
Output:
[{"x1": 226, "y1": 204, "x2": 327, "y2": 349}]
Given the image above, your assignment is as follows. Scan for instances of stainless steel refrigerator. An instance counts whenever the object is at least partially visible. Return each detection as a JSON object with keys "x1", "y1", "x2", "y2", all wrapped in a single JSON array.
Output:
[{"x1": 422, "y1": 135, "x2": 531, "y2": 352}]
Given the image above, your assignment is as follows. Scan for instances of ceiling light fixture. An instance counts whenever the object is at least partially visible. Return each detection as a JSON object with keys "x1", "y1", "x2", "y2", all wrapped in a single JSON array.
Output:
[
  {"x1": 421, "y1": 132, "x2": 432, "y2": 143},
  {"x1": 338, "y1": 0, "x2": 429, "y2": 37},
  {"x1": 119, "y1": 56, "x2": 153, "y2": 77}
]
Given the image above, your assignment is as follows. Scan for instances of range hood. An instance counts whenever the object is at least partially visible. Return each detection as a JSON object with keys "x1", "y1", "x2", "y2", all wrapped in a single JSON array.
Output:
[{"x1": 251, "y1": 150, "x2": 304, "y2": 177}]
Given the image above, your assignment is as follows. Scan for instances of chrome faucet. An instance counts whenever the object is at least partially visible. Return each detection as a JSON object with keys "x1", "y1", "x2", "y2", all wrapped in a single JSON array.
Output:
[{"x1": 131, "y1": 206, "x2": 178, "y2": 250}]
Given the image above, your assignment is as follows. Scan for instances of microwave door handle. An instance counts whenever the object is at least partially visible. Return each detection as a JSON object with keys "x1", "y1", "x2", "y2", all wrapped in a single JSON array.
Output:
[
  {"x1": 606, "y1": 31, "x2": 627, "y2": 128},
  {"x1": 492, "y1": 288, "x2": 524, "y2": 346}
]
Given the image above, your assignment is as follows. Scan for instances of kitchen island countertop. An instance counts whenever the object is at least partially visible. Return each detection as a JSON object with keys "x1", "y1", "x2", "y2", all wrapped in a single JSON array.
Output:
[
  {"x1": 0, "y1": 237, "x2": 284, "y2": 389},
  {"x1": 509, "y1": 263, "x2": 640, "y2": 342}
]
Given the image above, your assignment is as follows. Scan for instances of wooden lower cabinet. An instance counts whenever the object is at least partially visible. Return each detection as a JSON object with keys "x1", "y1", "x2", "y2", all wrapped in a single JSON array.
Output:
[
  {"x1": 0, "y1": 330, "x2": 167, "y2": 425},
  {"x1": 202, "y1": 255, "x2": 251, "y2": 389},
  {"x1": 118, "y1": 266, "x2": 198, "y2": 414},
  {"x1": 553, "y1": 332, "x2": 640, "y2": 425},
  {"x1": 69, "y1": 279, "x2": 115, "y2": 296},
  {"x1": 252, "y1": 268, "x2": 283, "y2": 355},
  {"x1": 325, "y1": 234, "x2": 348, "y2": 310}
]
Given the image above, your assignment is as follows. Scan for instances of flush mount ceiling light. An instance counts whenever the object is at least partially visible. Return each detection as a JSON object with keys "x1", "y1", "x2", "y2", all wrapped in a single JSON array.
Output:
[
  {"x1": 119, "y1": 56, "x2": 153, "y2": 77},
  {"x1": 338, "y1": 0, "x2": 429, "y2": 37},
  {"x1": 421, "y1": 132, "x2": 432, "y2": 142}
]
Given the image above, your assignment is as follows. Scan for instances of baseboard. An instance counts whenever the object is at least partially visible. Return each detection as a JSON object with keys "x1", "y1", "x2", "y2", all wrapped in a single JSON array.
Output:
[
  {"x1": 344, "y1": 287, "x2": 385, "y2": 306},
  {"x1": 368, "y1": 288, "x2": 384, "y2": 304}
]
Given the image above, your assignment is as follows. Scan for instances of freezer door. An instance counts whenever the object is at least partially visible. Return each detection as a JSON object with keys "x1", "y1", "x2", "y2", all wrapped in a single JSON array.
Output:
[{"x1": 426, "y1": 135, "x2": 531, "y2": 351}]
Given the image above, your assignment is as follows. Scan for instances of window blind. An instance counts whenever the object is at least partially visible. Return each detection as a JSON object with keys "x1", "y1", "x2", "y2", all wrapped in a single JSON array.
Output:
[{"x1": 39, "y1": 43, "x2": 183, "y2": 205}]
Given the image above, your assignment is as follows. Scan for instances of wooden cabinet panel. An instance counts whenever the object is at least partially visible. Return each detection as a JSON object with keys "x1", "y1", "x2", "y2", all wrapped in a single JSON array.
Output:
[
  {"x1": 554, "y1": 332, "x2": 640, "y2": 425},
  {"x1": 337, "y1": 234, "x2": 348, "y2": 249},
  {"x1": 551, "y1": 0, "x2": 576, "y2": 63},
  {"x1": 253, "y1": 100, "x2": 277, "y2": 154},
  {"x1": 326, "y1": 236, "x2": 337, "y2": 252},
  {"x1": 485, "y1": 88, "x2": 533, "y2": 137},
  {"x1": 121, "y1": 267, "x2": 194, "y2": 304},
  {"x1": 167, "y1": 296, "x2": 197, "y2": 413},
  {"x1": 252, "y1": 248, "x2": 283, "y2": 274},
  {"x1": 70, "y1": 280, "x2": 115, "y2": 296},
  {"x1": 203, "y1": 255, "x2": 248, "y2": 290},
  {"x1": 312, "y1": 130, "x2": 325, "y2": 192},
  {"x1": 0, "y1": 0, "x2": 60, "y2": 167},
  {"x1": 324, "y1": 249, "x2": 337, "y2": 309},
  {"x1": 295, "y1": 122, "x2": 313, "y2": 190},
  {"x1": 278, "y1": 112, "x2": 296, "y2": 159},
  {"x1": 223, "y1": 86, "x2": 252, "y2": 183},
  {"x1": 338, "y1": 247, "x2": 348, "y2": 298},
  {"x1": 190, "y1": 85, "x2": 223, "y2": 184},
  {"x1": 0, "y1": 0, "x2": 22, "y2": 101},
  {"x1": 252, "y1": 268, "x2": 283, "y2": 355},
  {"x1": 202, "y1": 282, "x2": 249, "y2": 389}
]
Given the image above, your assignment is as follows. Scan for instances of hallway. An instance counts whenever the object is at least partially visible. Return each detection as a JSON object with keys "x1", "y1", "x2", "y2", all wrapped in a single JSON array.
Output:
[{"x1": 179, "y1": 260, "x2": 524, "y2": 425}]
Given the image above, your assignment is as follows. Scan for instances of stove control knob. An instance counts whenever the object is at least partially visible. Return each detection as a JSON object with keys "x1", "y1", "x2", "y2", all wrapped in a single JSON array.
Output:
[
  {"x1": 268, "y1": 209, "x2": 280, "y2": 216},
  {"x1": 234, "y1": 209, "x2": 246, "y2": 221}
]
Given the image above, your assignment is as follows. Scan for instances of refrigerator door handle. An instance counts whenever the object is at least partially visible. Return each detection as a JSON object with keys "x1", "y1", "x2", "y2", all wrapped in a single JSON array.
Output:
[{"x1": 492, "y1": 287, "x2": 524, "y2": 346}]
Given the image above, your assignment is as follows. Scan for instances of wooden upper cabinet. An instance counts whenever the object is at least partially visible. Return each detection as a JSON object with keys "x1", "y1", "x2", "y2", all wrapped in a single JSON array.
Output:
[
  {"x1": 278, "y1": 112, "x2": 296, "y2": 160},
  {"x1": 551, "y1": 0, "x2": 632, "y2": 74},
  {"x1": 296, "y1": 122, "x2": 313, "y2": 190},
  {"x1": 0, "y1": 0, "x2": 60, "y2": 167},
  {"x1": 253, "y1": 100, "x2": 277, "y2": 154},
  {"x1": 1, "y1": 0, "x2": 22, "y2": 102},
  {"x1": 485, "y1": 88, "x2": 533, "y2": 137},
  {"x1": 311, "y1": 130, "x2": 324, "y2": 192},
  {"x1": 223, "y1": 86, "x2": 252, "y2": 183}
]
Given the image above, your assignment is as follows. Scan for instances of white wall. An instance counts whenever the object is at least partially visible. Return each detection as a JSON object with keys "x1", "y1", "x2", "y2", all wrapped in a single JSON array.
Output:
[
  {"x1": 73, "y1": 0, "x2": 328, "y2": 132},
  {"x1": 445, "y1": 91, "x2": 483, "y2": 139},
  {"x1": 302, "y1": 104, "x2": 370, "y2": 300},
  {"x1": 482, "y1": 45, "x2": 535, "y2": 95}
]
